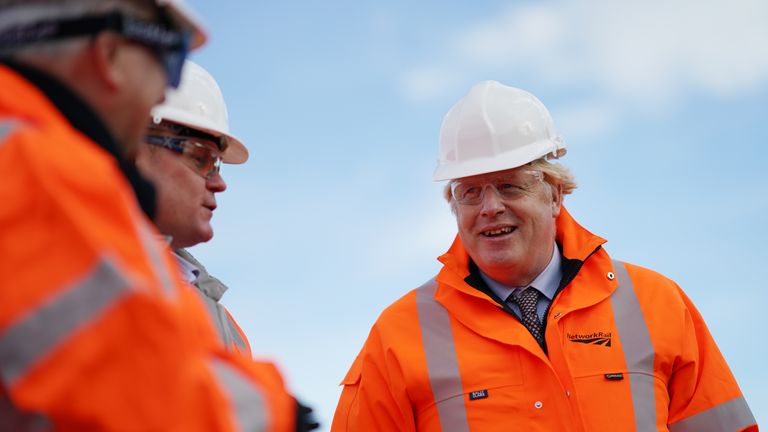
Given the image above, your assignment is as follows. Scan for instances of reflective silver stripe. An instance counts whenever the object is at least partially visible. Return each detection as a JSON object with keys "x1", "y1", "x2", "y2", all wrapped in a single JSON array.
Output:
[
  {"x1": 224, "y1": 315, "x2": 250, "y2": 355},
  {"x1": 669, "y1": 396, "x2": 756, "y2": 432},
  {"x1": 200, "y1": 295, "x2": 250, "y2": 355},
  {"x1": 135, "y1": 221, "x2": 175, "y2": 297},
  {"x1": 210, "y1": 358, "x2": 268, "y2": 432},
  {"x1": 0, "y1": 121, "x2": 15, "y2": 143},
  {"x1": 416, "y1": 278, "x2": 470, "y2": 432},
  {"x1": 0, "y1": 257, "x2": 131, "y2": 386},
  {"x1": 0, "y1": 121, "x2": 18, "y2": 150},
  {"x1": 610, "y1": 260, "x2": 657, "y2": 431},
  {"x1": 201, "y1": 296, "x2": 228, "y2": 341}
]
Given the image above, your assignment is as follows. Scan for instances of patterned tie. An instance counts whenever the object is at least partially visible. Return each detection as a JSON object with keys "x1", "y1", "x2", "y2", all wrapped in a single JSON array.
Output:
[{"x1": 509, "y1": 287, "x2": 544, "y2": 346}]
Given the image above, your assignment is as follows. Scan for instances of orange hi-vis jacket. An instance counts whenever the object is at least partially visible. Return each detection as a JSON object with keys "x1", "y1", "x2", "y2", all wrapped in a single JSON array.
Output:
[
  {"x1": 333, "y1": 207, "x2": 757, "y2": 432},
  {"x1": 0, "y1": 62, "x2": 296, "y2": 431}
]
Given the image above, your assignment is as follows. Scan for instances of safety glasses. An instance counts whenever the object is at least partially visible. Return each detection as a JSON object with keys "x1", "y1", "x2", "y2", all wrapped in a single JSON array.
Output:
[
  {"x1": 0, "y1": 11, "x2": 190, "y2": 88},
  {"x1": 144, "y1": 134, "x2": 222, "y2": 179},
  {"x1": 450, "y1": 170, "x2": 544, "y2": 205}
]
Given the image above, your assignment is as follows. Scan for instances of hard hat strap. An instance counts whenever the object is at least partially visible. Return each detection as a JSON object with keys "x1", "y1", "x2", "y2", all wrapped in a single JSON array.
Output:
[{"x1": 0, "y1": 11, "x2": 190, "y2": 88}]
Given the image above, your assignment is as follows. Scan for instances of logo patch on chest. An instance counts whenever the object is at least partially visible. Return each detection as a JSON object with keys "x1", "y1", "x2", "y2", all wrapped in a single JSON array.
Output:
[
  {"x1": 567, "y1": 331, "x2": 612, "y2": 347},
  {"x1": 468, "y1": 389, "x2": 488, "y2": 401}
]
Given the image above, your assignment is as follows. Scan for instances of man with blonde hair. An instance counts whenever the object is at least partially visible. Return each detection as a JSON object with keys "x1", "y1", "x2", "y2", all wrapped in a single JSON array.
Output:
[
  {"x1": 0, "y1": 1, "x2": 293, "y2": 430},
  {"x1": 333, "y1": 80, "x2": 757, "y2": 431}
]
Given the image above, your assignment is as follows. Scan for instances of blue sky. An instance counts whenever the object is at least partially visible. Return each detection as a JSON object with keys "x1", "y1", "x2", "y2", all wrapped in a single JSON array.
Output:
[{"x1": 186, "y1": 0, "x2": 767, "y2": 428}]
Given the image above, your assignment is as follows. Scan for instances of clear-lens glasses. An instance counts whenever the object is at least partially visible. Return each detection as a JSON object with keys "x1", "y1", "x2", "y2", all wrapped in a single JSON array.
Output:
[{"x1": 451, "y1": 170, "x2": 543, "y2": 205}]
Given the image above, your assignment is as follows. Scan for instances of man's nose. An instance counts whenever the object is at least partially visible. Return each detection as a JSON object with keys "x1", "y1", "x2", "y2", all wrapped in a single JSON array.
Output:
[
  {"x1": 479, "y1": 185, "x2": 504, "y2": 216},
  {"x1": 206, "y1": 171, "x2": 227, "y2": 193}
]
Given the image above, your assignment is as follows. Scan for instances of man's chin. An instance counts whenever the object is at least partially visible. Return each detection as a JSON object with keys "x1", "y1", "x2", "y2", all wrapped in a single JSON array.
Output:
[
  {"x1": 474, "y1": 254, "x2": 520, "y2": 272},
  {"x1": 201, "y1": 227, "x2": 215, "y2": 243},
  {"x1": 170, "y1": 229, "x2": 213, "y2": 249}
]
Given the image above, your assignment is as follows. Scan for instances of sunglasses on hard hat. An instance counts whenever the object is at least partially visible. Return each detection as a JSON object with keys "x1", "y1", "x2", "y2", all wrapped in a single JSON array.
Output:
[
  {"x1": 144, "y1": 134, "x2": 222, "y2": 179},
  {"x1": 450, "y1": 170, "x2": 544, "y2": 206},
  {"x1": 0, "y1": 11, "x2": 189, "y2": 88}
]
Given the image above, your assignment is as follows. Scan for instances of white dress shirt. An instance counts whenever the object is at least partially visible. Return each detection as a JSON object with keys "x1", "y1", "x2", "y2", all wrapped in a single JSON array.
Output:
[
  {"x1": 480, "y1": 242, "x2": 562, "y2": 321},
  {"x1": 173, "y1": 251, "x2": 200, "y2": 284}
]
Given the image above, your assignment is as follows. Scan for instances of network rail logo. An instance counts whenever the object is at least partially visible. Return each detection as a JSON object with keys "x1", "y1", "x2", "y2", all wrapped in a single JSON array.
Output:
[{"x1": 567, "y1": 331, "x2": 612, "y2": 347}]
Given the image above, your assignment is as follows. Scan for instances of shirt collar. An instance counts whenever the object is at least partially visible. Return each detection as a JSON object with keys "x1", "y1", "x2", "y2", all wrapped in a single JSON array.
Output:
[
  {"x1": 480, "y1": 242, "x2": 562, "y2": 302},
  {"x1": 173, "y1": 251, "x2": 201, "y2": 284}
]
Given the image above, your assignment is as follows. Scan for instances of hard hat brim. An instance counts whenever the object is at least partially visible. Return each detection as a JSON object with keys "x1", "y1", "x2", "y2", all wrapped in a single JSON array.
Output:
[
  {"x1": 433, "y1": 139, "x2": 566, "y2": 181},
  {"x1": 152, "y1": 105, "x2": 249, "y2": 164}
]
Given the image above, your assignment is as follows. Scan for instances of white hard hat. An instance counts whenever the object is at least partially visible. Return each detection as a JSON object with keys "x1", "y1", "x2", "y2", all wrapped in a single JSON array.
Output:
[
  {"x1": 434, "y1": 80, "x2": 566, "y2": 181},
  {"x1": 151, "y1": 60, "x2": 248, "y2": 164},
  {"x1": 156, "y1": 0, "x2": 207, "y2": 49}
]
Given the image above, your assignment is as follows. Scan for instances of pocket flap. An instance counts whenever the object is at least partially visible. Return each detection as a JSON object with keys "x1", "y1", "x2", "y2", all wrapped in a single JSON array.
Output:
[{"x1": 340, "y1": 354, "x2": 363, "y2": 386}]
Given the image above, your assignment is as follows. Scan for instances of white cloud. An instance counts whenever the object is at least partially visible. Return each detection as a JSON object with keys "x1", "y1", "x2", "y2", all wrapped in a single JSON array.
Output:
[
  {"x1": 402, "y1": 0, "x2": 768, "y2": 132},
  {"x1": 569, "y1": 0, "x2": 768, "y2": 100},
  {"x1": 458, "y1": 4, "x2": 564, "y2": 66}
]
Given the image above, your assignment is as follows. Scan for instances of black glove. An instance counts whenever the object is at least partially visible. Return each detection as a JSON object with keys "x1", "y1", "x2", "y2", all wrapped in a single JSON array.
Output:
[{"x1": 295, "y1": 399, "x2": 319, "y2": 432}]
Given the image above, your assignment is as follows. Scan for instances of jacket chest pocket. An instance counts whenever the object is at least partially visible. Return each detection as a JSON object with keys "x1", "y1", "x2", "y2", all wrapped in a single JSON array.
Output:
[{"x1": 572, "y1": 371, "x2": 668, "y2": 431}]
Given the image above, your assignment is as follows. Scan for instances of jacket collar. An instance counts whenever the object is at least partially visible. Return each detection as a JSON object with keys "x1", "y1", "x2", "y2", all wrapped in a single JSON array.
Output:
[
  {"x1": 0, "y1": 60, "x2": 156, "y2": 219},
  {"x1": 436, "y1": 206, "x2": 606, "y2": 292},
  {"x1": 174, "y1": 248, "x2": 229, "y2": 301},
  {"x1": 555, "y1": 206, "x2": 606, "y2": 263},
  {"x1": 432, "y1": 206, "x2": 613, "y2": 352}
]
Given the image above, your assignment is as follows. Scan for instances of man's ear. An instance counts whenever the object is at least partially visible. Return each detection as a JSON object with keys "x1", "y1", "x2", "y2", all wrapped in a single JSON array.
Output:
[
  {"x1": 89, "y1": 32, "x2": 123, "y2": 91},
  {"x1": 551, "y1": 183, "x2": 563, "y2": 218}
]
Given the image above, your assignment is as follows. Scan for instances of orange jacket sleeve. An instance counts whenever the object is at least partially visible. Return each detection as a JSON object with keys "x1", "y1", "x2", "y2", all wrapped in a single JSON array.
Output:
[
  {"x1": 0, "y1": 118, "x2": 295, "y2": 431},
  {"x1": 332, "y1": 327, "x2": 417, "y2": 432},
  {"x1": 666, "y1": 287, "x2": 757, "y2": 432}
]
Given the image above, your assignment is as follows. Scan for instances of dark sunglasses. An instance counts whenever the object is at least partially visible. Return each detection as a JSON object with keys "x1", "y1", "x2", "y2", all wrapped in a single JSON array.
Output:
[{"x1": 0, "y1": 11, "x2": 190, "y2": 88}]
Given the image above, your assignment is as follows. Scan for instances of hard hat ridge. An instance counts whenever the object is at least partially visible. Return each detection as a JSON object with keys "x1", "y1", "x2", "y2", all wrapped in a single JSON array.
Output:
[{"x1": 434, "y1": 80, "x2": 566, "y2": 181}]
